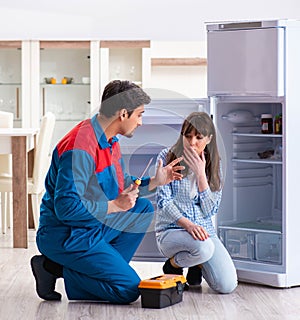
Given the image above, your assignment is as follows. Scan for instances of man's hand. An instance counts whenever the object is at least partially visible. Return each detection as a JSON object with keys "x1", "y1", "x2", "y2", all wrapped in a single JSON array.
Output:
[
  {"x1": 107, "y1": 185, "x2": 139, "y2": 214},
  {"x1": 149, "y1": 156, "x2": 185, "y2": 190}
]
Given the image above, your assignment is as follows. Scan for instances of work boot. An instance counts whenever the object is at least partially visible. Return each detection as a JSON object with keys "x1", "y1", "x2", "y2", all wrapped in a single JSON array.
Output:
[
  {"x1": 186, "y1": 265, "x2": 202, "y2": 285},
  {"x1": 162, "y1": 258, "x2": 183, "y2": 275},
  {"x1": 30, "y1": 255, "x2": 62, "y2": 301}
]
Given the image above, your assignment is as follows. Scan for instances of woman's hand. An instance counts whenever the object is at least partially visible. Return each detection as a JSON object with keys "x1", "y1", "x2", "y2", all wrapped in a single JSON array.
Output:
[
  {"x1": 186, "y1": 223, "x2": 209, "y2": 241},
  {"x1": 183, "y1": 139, "x2": 209, "y2": 192},
  {"x1": 149, "y1": 157, "x2": 185, "y2": 190},
  {"x1": 183, "y1": 139, "x2": 206, "y2": 178},
  {"x1": 178, "y1": 217, "x2": 209, "y2": 241}
]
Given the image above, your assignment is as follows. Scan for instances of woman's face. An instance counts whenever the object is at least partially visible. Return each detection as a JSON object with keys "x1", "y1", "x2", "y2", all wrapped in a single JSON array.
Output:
[{"x1": 183, "y1": 129, "x2": 212, "y2": 155}]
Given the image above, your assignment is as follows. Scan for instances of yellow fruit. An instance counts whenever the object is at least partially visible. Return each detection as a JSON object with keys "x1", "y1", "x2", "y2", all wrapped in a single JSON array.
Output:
[
  {"x1": 61, "y1": 78, "x2": 67, "y2": 84},
  {"x1": 51, "y1": 78, "x2": 56, "y2": 84}
]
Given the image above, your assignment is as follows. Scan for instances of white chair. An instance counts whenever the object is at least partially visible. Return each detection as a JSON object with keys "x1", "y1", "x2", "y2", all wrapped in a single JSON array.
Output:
[
  {"x1": 0, "y1": 112, "x2": 55, "y2": 230},
  {"x1": 0, "y1": 111, "x2": 14, "y2": 233}
]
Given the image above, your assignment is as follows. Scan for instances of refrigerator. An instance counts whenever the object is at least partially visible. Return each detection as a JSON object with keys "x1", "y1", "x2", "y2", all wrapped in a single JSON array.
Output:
[
  {"x1": 126, "y1": 96, "x2": 209, "y2": 262},
  {"x1": 206, "y1": 19, "x2": 300, "y2": 288}
]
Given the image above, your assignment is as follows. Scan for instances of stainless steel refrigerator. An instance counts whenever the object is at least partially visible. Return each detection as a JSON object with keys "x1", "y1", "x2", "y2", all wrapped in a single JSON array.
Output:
[{"x1": 206, "y1": 19, "x2": 300, "y2": 287}]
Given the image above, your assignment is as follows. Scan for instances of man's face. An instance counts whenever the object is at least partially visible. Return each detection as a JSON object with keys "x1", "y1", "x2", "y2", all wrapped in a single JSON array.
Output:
[{"x1": 121, "y1": 105, "x2": 145, "y2": 138}]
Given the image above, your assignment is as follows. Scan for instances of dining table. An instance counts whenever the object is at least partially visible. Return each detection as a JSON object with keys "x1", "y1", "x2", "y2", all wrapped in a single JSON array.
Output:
[{"x1": 0, "y1": 128, "x2": 39, "y2": 248}]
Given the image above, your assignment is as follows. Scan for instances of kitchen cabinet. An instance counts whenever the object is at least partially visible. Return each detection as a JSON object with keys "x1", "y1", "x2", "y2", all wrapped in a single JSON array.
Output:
[
  {"x1": 0, "y1": 40, "x2": 41, "y2": 128},
  {"x1": 0, "y1": 40, "x2": 100, "y2": 136},
  {"x1": 35, "y1": 40, "x2": 100, "y2": 147},
  {"x1": 0, "y1": 41, "x2": 24, "y2": 127},
  {"x1": 99, "y1": 41, "x2": 151, "y2": 95},
  {"x1": 0, "y1": 39, "x2": 208, "y2": 134}
]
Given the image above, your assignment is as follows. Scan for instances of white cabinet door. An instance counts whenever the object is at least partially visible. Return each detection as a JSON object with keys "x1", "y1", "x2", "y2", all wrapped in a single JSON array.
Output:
[
  {"x1": 207, "y1": 27, "x2": 285, "y2": 97},
  {"x1": 37, "y1": 41, "x2": 100, "y2": 147},
  {"x1": 0, "y1": 41, "x2": 23, "y2": 127},
  {"x1": 99, "y1": 41, "x2": 151, "y2": 95}
]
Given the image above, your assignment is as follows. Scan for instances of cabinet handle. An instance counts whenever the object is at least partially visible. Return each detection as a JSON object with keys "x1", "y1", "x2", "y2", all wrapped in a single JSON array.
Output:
[
  {"x1": 42, "y1": 87, "x2": 45, "y2": 116},
  {"x1": 16, "y1": 87, "x2": 19, "y2": 119}
]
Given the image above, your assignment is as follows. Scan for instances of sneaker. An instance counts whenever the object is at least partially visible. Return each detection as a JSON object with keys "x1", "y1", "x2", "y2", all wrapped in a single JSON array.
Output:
[
  {"x1": 186, "y1": 265, "x2": 202, "y2": 285},
  {"x1": 30, "y1": 255, "x2": 62, "y2": 301},
  {"x1": 162, "y1": 258, "x2": 183, "y2": 275}
]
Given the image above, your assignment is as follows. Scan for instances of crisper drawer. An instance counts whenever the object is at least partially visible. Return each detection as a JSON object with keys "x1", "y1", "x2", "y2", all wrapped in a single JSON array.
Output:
[
  {"x1": 219, "y1": 227, "x2": 282, "y2": 264},
  {"x1": 219, "y1": 229, "x2": 254, "y2": 260},
  {"x1": 255, "y1": 233, "x2": 282, "y2": 264}
]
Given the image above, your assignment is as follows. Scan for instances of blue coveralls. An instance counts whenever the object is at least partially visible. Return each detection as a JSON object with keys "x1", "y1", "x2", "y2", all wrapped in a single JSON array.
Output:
[{"x1": 36, "y1": 114, "x2": 154, "y2": 304}]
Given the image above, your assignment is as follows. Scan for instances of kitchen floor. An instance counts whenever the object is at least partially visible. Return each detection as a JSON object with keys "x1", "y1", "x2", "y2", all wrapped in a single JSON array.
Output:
[{"x1": 1, "y1": 229, "x2": 300, "y2": 320}]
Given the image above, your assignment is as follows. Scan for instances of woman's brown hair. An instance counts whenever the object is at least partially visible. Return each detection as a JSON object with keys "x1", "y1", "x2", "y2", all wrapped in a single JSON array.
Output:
[{"x1": 166, "y1": 112, "x2": 221, "y2": 191}]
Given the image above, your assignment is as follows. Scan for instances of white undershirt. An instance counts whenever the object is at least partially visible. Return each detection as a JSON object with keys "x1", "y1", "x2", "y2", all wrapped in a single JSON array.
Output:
[{"x1": 187, "y1": 170, "x2": 198, "y2": 199}]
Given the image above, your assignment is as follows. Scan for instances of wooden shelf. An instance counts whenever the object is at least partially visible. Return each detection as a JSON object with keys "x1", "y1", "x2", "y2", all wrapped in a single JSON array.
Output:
[
  {"x1": 151, "y1": 57, "x2": 207, "y2": 66},
  {"x1": 100, "y1": 40, "x2": 150, "y2": 49},
  {"x1": 40, "y1": 41, "x2": 90, "y2": 49},
  {"x1": 0, "y1": 41, "x2": 22, "y2": 49}
]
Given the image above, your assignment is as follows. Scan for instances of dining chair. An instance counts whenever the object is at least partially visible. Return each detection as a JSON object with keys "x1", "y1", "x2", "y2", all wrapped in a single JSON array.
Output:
[
  {"x1": 0, "y1": 111, "x2": 14, "y2": 233},
  {"x1": 0, "y1": 112, "x2": 56, "y2": 230}
]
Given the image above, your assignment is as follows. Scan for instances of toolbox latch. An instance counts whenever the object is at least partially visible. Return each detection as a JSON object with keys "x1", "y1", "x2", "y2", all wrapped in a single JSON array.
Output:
[{"x1": 176, "y1": 281, "x2": 184, "y2": 295}]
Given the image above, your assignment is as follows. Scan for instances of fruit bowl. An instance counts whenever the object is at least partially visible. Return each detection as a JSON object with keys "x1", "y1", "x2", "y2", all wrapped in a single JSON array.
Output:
[
  {"x1": 63, "y1": 77, "x2": 73, "y2": 84},
  {"x1": 44, "y1": 77, "x2": 53, "y2": 84}
]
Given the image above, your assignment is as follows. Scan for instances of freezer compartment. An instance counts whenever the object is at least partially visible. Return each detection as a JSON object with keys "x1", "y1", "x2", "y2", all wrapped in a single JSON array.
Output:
[
  {"x1": 207, "y1": 26, "x2": 285, "y2": 96},
  {"x1": 219, "y1": 227, "x2": 282, "y2": 264}
]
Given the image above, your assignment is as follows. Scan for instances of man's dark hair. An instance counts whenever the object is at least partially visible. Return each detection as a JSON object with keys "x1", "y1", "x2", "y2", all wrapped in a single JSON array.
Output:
[{"x1": 99, "y1": 80, "x2": 151, "y2": 117}]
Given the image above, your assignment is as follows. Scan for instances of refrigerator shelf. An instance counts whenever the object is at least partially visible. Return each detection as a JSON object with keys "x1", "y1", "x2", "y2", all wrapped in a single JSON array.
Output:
[
  {"x1": 219, "y1": 221, "x2": 281, "y2": 233},
  {"x1": 232, "y1": 132, "x2": 282, "y2": 138},
  {"x1": 232, "y1": 158, "x2": 282, "y2": 165}
]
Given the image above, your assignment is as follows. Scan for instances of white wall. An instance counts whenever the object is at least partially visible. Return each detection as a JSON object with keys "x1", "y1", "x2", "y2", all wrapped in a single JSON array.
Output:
[
  {"x1": 0, "y1": 0, "x2": 298, "y2": 99},
  {"x1": 0, "y1": 0, "x2": 299, "y2": 40},
  {"x1": 149, "y1": 41, "x2": 207, "y2": 97}
]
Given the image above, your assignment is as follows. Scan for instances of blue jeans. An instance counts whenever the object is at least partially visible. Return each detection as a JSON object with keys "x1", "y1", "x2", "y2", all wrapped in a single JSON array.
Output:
[{"x1": 156, "y1": 229, "x2": 238, "y2": 293}]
